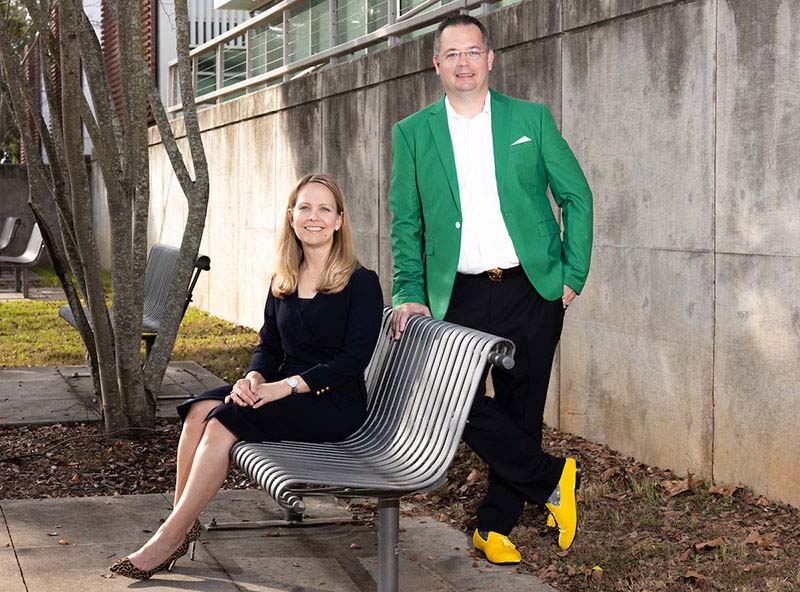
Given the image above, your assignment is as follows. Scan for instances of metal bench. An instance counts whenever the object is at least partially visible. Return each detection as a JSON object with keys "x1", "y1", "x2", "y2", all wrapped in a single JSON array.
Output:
[
  {"x1": 0, "y1": 222, "x2": 45, "y2": 298},
  {"x1": 0, "y1": 216, "x2": 22, "y2": 252},
  {"x1": 230, "y1": 309, "x2": 515, "y2": 592},
  {"x1": 58, "y1": 243, "x2": 211, "y2": 361}
]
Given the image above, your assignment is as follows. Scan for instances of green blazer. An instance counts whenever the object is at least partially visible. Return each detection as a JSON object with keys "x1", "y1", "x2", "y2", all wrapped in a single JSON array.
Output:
[{"x1": 389, "y1": 90, "x2": 593, "y2": 320}]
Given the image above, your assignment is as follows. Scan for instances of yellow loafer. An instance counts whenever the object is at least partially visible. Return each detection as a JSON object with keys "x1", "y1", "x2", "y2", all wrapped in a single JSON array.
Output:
[
  {"x1": 544, "y1": 457, "x2": 581, "y2": 550},
  {"x1": 472, "y1": 529, "x2": 521, "y2": 565}
]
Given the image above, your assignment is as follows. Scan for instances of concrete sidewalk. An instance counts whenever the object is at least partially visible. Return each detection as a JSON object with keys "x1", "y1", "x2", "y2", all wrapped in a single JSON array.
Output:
[
  {"x1": 0, "y1": 364, "x2": 554, "y2": 592},
  {"x1": 0, "y1": 491, "x2": 554, "y2": 592},
  {"x1": 0, "y1": 362, "x2": 226, "y2": 425}
]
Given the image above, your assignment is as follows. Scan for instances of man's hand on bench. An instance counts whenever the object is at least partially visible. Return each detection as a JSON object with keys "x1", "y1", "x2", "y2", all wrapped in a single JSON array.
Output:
[{"x1": 391, "y1": 302, "x2": 431, "y2": 340}]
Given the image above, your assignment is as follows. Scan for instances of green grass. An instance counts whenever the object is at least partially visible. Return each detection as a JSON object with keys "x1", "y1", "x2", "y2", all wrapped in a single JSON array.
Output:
[
  {"x1": 0, "y1": 298, "x2": 258, "y2": 384},
  {"x1": 33, "y1": 266, "x2": 113, "y2": 295}
]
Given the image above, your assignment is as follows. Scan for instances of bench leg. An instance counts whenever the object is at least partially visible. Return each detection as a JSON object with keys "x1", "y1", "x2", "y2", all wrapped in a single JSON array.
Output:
[
  {"x1": 377, "y1": 498, "x2": 400, "y2": 592},
  {"x1": 22, "y1": 268, "x2": 29, "y2": 299}
]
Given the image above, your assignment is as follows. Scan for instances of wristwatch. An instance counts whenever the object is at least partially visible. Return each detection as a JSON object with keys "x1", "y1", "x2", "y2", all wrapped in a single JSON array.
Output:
[{"x1": 286, "y1": 376, "x2": 299, "y2": 396}]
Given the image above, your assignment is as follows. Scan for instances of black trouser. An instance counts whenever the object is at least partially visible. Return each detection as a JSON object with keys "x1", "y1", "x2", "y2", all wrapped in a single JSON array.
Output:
[{"x1": 445, "y1": 268, "x2": 566, "y2": 535}]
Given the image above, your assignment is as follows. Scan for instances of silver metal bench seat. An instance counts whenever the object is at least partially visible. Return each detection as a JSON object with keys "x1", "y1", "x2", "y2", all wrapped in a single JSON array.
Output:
[
  {"x1": 0, "y1": 222, "x2": 45, "y2": 298},
  {"x1": 58, "y1": 243, "x2": 210, "y2": 359},
  {"x1": 231, "y1": 309, "x2": 515, "y2": 592},
  {"x1": 0, "y1": 216, "x2": 22, "y2": 252}
]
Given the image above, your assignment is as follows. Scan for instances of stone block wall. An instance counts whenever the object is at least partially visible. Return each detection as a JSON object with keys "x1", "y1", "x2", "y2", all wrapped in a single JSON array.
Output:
[{"x1": 147, "y1": 0, "x2": 800, "y2": 507}]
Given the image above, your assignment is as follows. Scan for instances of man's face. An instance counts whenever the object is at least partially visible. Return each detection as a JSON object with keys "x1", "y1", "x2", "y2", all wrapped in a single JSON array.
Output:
[{"x1": 433, "y1": 24, "x2": 494, "y2": 97}]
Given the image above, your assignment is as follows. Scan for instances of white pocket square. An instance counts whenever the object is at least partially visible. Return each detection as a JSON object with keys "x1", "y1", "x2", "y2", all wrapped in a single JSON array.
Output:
[{"x1": 511, "y1": 136, "x2": 532, "y2": 146}]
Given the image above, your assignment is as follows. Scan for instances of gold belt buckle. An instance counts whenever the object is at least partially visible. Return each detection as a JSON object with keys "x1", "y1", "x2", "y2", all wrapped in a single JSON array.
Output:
[{"x1": 486, "y1": 268, "x2": 503, "y2": 282}]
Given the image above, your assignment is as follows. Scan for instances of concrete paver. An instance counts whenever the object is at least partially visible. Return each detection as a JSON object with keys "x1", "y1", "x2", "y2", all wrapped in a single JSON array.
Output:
[
  {"x1": 0, "y1": 491, "x2": 555, "y2": 592},
  {"x1": 0, "y1": 549, "x2": 26, "y2": 592},
  {"x1": 1, "y1": 494, "x2": 172, "y2": 548},
  {"x1": 0, "y1": 362, "x2": 226, "y2": 426}
]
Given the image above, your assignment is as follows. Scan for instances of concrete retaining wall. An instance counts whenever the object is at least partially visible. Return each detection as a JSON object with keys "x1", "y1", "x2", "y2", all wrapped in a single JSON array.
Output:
[{"x1": 147, "y1": 0, "x2": 800, "y2": 507}]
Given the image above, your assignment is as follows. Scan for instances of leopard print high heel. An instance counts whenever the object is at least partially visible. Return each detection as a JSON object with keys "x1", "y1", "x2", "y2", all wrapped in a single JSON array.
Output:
[
  {"x1": 108, "y1": 520, "x2": 202, "y2": 579},
  {"x1": 159, "y1": 519, "x2": 203, "y2": 571},
  {"x1": 186, "y1": 519, "x2": 202, "y2": 561}
]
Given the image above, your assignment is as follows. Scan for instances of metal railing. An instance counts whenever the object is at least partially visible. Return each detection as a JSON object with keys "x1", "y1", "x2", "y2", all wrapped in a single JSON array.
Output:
[{"x1": 166, "y1": 0, "x2": 519, "y2": 115}]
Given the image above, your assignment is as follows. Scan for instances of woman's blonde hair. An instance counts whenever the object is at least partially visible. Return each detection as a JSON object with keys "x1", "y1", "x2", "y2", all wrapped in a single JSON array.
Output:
[{"x1": 272, "y1": 173, "x2": 358, "y2": 298}]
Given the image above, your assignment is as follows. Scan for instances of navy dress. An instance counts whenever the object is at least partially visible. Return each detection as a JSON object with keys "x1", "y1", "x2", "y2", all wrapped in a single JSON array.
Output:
[{"x1": 177, "y1": 266, "x2": 384, "y2": 443}]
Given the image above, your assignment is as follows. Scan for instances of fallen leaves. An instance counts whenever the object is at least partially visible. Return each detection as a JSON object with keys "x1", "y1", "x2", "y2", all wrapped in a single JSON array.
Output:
[
  {"x1": 661, "y1": 472, "x2": 703, "y2": 498},
  {"x1": 683, "y1": 569, "x2": 709, "y2": 585},
  {"x1": 709, "y1": 482, "x2": 741, "y2": 497},
  {"x1": 693, "y1": 537, "x2": 725, "y2": 553}
]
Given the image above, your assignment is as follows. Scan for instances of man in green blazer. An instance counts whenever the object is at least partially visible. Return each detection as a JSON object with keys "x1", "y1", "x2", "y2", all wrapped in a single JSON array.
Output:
[{"x1": 389, "y1": 15, "x2": 593, "y2": 561}]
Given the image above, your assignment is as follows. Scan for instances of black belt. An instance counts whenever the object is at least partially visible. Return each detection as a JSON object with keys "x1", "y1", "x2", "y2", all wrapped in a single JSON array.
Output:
[{"x1": 459, "y1": 266, "x2": 523, "y2": 282}]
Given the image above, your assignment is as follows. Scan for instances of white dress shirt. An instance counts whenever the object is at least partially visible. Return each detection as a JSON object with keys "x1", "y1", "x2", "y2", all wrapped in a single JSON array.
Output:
[{"x1": 445, "y1": 92, "x2": 520, "y2": 274}]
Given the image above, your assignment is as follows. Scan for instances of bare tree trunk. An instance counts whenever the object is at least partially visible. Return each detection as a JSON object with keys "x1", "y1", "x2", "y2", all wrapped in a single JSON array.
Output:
[
  {"x1": 1, "y1": 0, "x2": 210, "y2": 434},
  {"x1": 142, "y1": 0, "x2": 209, "y2": 398},
  {"x1": 58, "y1": 0, "x2": 127, "y2": 432}
]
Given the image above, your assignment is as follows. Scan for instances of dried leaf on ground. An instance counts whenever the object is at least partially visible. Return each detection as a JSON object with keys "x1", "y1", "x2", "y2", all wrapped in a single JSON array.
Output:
[
  {"x1": 692, "y1": 537, "x2": 724, "y2": 553},
  {"x1": 709, "y1": 483, "x2": 740, "y2": 496}
]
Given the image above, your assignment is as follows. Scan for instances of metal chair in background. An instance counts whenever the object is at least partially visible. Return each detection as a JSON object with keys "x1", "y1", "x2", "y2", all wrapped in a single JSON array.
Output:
[
  {"x1": 58, "y1": 243, "x2": 211, "y2": 361},
  {"x1": 0, "y1": 222, "x2": 45, "y2": 298},
  {"x1": 0, "y1": 216, "x2": 22, "y2": 252}
]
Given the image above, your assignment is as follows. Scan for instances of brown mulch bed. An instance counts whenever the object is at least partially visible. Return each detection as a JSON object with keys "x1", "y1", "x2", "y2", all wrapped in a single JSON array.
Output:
[
  {"x1": 1, "y1": 421, "x2": 798, "y2": 591},
  {"x1": 0, "y1": 421, "x2": 256, "y2": 499}
]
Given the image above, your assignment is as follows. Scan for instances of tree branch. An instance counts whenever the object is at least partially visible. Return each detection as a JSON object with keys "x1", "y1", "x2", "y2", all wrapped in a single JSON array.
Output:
[{"x1": 137, "y1": 52, "x2": 193, "y2": 196}]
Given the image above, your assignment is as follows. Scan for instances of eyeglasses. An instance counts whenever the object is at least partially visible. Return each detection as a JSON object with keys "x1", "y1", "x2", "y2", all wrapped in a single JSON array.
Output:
[{"x1": 439, "y1": 49, "x2": 486, "y2": 63}]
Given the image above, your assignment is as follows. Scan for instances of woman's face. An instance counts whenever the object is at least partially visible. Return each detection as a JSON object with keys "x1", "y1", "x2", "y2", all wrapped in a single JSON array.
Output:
[{"x1": 290, "y1": 182, "x2": 343, "y2": 250}]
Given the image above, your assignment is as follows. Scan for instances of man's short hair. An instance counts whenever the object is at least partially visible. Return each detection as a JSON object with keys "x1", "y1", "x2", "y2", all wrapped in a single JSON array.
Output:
[{"x1": 433, "y1": 14, "x2": 491, "y2": 56}]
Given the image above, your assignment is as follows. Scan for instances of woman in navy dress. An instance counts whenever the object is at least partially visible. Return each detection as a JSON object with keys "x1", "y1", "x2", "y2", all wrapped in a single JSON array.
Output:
[{"x1": 111, "y1": 173, "x2": 383, "y2": 579}]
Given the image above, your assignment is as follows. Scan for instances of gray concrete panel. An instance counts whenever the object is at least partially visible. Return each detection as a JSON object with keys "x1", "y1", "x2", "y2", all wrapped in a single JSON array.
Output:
[
  {"x1": 237, "y1": 115, "x2": 279, "y2": 329},
  {"x1": 563, "y1": 0, "x2": 715, "y2": 251},
  {"x1": 716, "y1": 0, "x2": 800, "y2": 257},
  {"x1": 377, "y1": 236, "x2": 393, "y2": 307},
  {"x1": 239, "y1": 116, "x2": 278, "y2": 232},
  {"x1": 205, "y1": 125, "x2": 243, "y2": 325},
  {"x1": 320, "y1": 55, "x2": 369, "y2": 98},
  {"x1": 561, "y1": 246, "x2": 714, "y2": 475},
  {"x1": 564, "y1": 0, "x2": 675, "y2": 30},
  {"x1": 238, "y1": 230, "x2": 278, "y2": 330},
  {"x1": 0, "y1": 550, "x2": 25, "y2": 592},
  {"x1": 374, "y1": 34, "x2": 433, "y2": 85},
  {"x1": 198, "y1": 96, "x2": 242, "y2": 133},
  {"x1": 321, "y1": 88, "x2": 382, "y2": 237},
  {"x1": 543, "y1": 349, "x2": 560, "y2": 430},
  {"x1": 491, "y1": 37, "x2": 561, "y2": 121},
  {"x1": 274, "y1": 102, "x2": 323, "y2": 228},
  {"x1": 147, "y1": 137, "x2": 192, "y2": 248},
  {"x1": 280, "y1": 70, "x2": 323, "y2": 112},
  {"x1": 487, "y1": 0, "x2": 560, "y2": 50},
  {"x1": 353, "y1": 233, "x2": 380, "y2": 280},
  {"x1": 713, "y1": 253, "x2": 800, "y2": 507}
]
